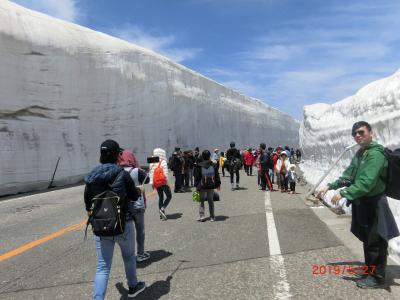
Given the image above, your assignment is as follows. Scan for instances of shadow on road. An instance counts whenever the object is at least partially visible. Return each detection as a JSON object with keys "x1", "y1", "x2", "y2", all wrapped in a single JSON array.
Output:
[
  {"x1": 215, "y1": 215, "x2": 229, "y2": 222},
  {"x1": 137, "y1": 249, "x2": 173, "y2": 269},
  {"x1": 165, "y1": 212, "x2": 183, "y2": 220},
  {"x1": 328, "y1": 261, "x2": 400, "y2": 291},
  {"x1": 116, "y1": 260, "x2": 187, "y2": 299}
]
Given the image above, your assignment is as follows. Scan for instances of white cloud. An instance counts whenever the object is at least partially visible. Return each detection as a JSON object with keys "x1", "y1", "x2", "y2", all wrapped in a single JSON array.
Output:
[
  {"x1": 112, "y1": 25, "x2": 202, "y2": 63},
  {"x1": 249, "y1": 45, "x2": 303, "y2": 61},
  {"x1": 12, "y1": 0, "x2": 81, "y2": 22}
]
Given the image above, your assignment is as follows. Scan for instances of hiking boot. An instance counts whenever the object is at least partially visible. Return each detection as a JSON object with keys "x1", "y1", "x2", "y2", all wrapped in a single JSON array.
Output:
[
  {"x1": 159, "y1": 208, "x2": 167, "y2": 220},
  {"x1": 356, "y1": 275, "x2": 385, "y2": 289},
  {"x1": 137, "y1": 252, "x2": 151, "y2": 263},
  {"x1": 128, "y1": 281, "x2": 146, "y2": 298},
  {"x1": 341, "y1": 272, "x2": 368, "y2": 280}
]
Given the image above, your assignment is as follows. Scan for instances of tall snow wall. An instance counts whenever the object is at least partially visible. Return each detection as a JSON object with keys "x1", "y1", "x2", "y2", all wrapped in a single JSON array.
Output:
[
  {"x1": 0, "y1": 1, "x2": 299, "y2": 196},
  {"x1": 300, "y1": 70, "x2": 400, "y2": 260}
]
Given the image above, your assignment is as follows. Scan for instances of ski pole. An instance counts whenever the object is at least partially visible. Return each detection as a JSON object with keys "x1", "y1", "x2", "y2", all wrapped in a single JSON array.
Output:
[{"x1": 306, "y1": 143, "x2": 358, "y2": 199}]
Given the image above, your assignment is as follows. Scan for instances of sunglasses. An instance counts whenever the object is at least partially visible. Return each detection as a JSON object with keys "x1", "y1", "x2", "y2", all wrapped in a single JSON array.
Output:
[{"x1": 352, "y1": 129, "x2": 365, "y2": 137}]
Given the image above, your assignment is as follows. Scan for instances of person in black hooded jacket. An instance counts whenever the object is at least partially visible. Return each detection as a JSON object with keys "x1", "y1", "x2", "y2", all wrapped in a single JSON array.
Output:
[
  {"x1": 84, "y1": 139, "x2": 146, "y2": 299},
  {"x1": 194, "y1": 150, "x2": 221, "y2": 222}
]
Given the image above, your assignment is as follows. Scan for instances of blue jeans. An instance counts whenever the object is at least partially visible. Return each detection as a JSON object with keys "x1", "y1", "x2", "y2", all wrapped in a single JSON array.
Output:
[
  {"x1": 132, "y1": 209, "x2": 145, "y2": 255},
  {"x1": 93, "y1": 221, "x2": 137, "y2": 300}
]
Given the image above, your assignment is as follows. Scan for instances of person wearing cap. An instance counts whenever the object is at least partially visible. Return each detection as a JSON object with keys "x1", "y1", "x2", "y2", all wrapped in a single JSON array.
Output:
[
  {"x1": 316, "y1": 121, "x2": 399, "y2": 288},
  {"x1": 276, "y1": 151, "x2": 290, "y2": 192},
  {"x1": 226, "y1": 142, "x2": 242, "y2": 190},
  {"x1": 84, "y1": 140, "x2": 146, "y2": 299}
]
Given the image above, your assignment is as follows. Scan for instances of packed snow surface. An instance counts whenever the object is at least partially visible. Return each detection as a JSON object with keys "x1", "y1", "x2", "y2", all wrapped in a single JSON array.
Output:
[
  {"x1": 300, "y1": 70, "x2": 400, "y2": 259},
  {"x1": 0, "y1": 1, "x2": 299, "y2": 195}
]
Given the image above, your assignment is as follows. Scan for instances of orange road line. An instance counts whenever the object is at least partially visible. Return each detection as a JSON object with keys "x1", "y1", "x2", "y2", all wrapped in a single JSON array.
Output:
[
  {"x1": 0, "y1": 220, "x2": 87, "y2": 262},
  {"x1": 0, "y1": 188, "x2": 159, "y2": 262}
]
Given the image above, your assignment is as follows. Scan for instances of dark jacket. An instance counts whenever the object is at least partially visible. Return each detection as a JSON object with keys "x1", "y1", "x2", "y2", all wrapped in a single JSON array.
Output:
[
  {"x1": 84, "y1": 163, "x2": 139, "y2": 216},
  {"x1": 169, "y1": 153, "x2": 184, "y2": 173},
  {"x1": 259, "y1": 150, "x2": 273, "y2": 171},
  {"x1": 351, "y1": 193, "x2": 399, "y2": 242},
  {"x1": 226, "y1": 147, "x2": 241, "y2": 162},
  {"x1": 194, "y1": 160, "x2": 221, "y2": 190}
]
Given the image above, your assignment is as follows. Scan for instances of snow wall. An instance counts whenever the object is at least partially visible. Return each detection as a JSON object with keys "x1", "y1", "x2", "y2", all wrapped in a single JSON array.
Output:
[
  {"x1": 0, "y1": 1, "x2": 299, "y2": 196},
  {"x1": 300, "y1": 70, "x2": 400, "y2": 261}
]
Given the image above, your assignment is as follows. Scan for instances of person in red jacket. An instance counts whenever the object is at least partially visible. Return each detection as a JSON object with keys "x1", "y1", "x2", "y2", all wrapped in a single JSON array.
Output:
[{"x1": 243, "y1": 148, "x2": 255, "y2": 176}]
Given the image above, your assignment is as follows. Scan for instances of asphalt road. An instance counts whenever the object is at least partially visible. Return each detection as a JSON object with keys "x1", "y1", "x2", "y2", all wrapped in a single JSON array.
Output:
[{"x1": 0, "y1": 170, "x2": 399, "y2": 299}]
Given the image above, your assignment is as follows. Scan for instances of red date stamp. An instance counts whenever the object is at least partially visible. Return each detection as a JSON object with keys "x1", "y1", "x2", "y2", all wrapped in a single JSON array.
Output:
[{"x1": 312, "y1": 264, "x2": 376, "y2": 276}]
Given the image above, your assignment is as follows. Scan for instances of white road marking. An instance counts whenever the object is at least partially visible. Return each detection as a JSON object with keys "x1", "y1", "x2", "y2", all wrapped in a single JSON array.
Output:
[{"x1": 265, "y1": 191, "x2": 292, "y2": 299}]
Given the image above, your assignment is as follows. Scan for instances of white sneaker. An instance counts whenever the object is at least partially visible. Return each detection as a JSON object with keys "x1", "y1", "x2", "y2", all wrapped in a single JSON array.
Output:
[
  {"x1": 137, "y1": 252, "x2": 151, "y2": 262},
  {"x1": 159, "y1": 208, "x2": 167, "y2": 220}
]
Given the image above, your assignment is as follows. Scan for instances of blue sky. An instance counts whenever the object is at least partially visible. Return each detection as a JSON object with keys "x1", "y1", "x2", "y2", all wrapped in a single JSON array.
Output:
[{"x1": 13, "y1": 0, "x2": 400, "y2": 119}]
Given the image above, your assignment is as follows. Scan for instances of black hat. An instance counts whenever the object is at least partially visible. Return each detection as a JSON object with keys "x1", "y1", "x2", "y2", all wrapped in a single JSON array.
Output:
[
  {"x1": 175, "y1": 147, "x2": 181, "y2": 152},
  {"x1": 100, "y1": 139, "x2": 123, "y2": 154},
  {"x1": 230, "y1": 142, "x2": 235, "y2": 148}
]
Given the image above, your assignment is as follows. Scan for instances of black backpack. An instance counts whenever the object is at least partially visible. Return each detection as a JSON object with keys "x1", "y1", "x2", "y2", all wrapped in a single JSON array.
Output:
[
  {"x1": 86, "y1": 171, "x2": 126, "y2": 237},
  {"x1": 385, "y1": 148, "x2": 400, "y2": 200}
]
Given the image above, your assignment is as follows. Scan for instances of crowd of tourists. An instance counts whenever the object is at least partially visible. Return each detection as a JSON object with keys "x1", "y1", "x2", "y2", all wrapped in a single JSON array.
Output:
[{"x1": 83, "y1": 139, "x2": 301, "y2": 299}]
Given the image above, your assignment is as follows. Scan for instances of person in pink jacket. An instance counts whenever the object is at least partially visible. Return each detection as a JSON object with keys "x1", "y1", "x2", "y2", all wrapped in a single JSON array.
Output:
[{"x1": 243, "y1": 148, "x2": 255, "y2": 176}]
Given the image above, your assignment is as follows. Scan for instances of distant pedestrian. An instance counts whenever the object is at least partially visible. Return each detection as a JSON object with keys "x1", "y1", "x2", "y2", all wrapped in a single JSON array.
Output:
[
  {"x1": 276, "y1": 152, "x2": 290, "y2": 192},
  {"x1": 296, "y1": 149, "x2": 302, "y2": 163},
  {"x1": 169, "y1": 147, "x2": 184, "y2": 193},
  {"x1": 243, "y1": 148, "x2": 254, "y2": 176},
  {"x1": 226, "y1": 142, "x2": 242, "y2": 190},
  {"x1": 194, "y1": 150, "x2": 221, "y2": 222},
  {"x1": 287, "y1": 164, "x2": 297, "y2": 194},
  {"x1": 258, "y1": 143, "x2": 273, "y2": 191},
  {"x1": 149, "y1": 148, "x2": 172, "y2": 221},
  {"x1": 219, "y1": 151, "x2": 226, "y2": 177}
]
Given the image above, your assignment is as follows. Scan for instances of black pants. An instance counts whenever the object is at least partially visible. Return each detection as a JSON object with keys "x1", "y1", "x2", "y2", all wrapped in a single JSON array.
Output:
[
  {"x1": 230, "y1": 168, "x2": 240, "y2": 184},
  {"x1": 260, "y1": 170, "x2": 272, "y2": 190},
  {"x1": 221, "y1": 165, "x2": 225, "y2": 177},
  {"x1": 290, "y1": 182, "x2": 296, "y2": 192},
  {"x1": 245, "y1": 165, "x2": 252, "y2": 175},
  {"x1": 183, "y1": 171, "x2": 190, "y2": 188},
  {"x1": 157, "y1": 185, "x2": 172, "y2": 210},
  {"x1": 174, "y1": 172, "x2": 183, "y2": 192},
  {"x1": 363, "y1": 224, "x2": 388, "y2": 279},
  {"x1": 279, "y1": 174, "x2": 288, "y2": 191}
]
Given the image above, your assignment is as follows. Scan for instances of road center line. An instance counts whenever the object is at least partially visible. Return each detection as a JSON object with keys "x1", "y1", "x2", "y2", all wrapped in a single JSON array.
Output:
[
  {"x1": 265, "y1": 191, "x2": 292, "y2": 299},
  {"x1": 0, "y1": 190, "x2": 157, "y2": 262}
]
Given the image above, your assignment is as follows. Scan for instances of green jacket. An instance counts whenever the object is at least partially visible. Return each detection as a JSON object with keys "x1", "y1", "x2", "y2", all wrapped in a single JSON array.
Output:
[{"x1": 328, "y1": 141, "x2": 387, "y2": 201}]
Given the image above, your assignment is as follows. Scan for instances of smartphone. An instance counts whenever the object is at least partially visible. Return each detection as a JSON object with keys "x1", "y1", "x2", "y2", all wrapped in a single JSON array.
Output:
[{"x1": 147, "y1": 156, "x2": 160, "y2": 164}]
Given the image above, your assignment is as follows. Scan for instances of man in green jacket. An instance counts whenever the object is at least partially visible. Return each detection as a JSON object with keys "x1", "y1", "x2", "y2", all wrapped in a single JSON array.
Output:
[{"x1": 317, "y1": 121, "x2": 399, "y2": 289}]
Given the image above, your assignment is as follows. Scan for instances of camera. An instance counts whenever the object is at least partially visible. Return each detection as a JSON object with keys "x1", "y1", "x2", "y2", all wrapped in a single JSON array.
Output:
[{"x1": 147, "y1": 156, "x2": 160, "y2": 164}]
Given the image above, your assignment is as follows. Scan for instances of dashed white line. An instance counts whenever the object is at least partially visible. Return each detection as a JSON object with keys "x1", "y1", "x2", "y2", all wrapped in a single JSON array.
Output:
[{"x1": 265, "y1": 191, "x2": 292, "y2": 299}]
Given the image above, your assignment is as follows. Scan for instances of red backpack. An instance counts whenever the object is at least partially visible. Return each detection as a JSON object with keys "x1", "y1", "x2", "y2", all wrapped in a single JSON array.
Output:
[{"x1": 153, "y1": 162, "x2": 167, "y2": 188}]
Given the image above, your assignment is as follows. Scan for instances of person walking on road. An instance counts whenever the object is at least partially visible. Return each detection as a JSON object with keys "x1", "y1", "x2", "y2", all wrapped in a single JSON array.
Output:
[
  {"x1": 258, "y1": 143, "x2": 273, "y2": 191},
  {"x1": 169, "y1": 147, "x2": 184, "y2": 193},
  {"x1": 316, "y1": 121, "x2": 399, "y2": 289},
  {"x1": 276, "y1": 151, "x2": 290, "y2": 192},
  {"x1": 194, "y1": 150, "x2": 221, "y2": 222},
  {"x1": 226, "y1": 142, "x2": 242, "y2": 190},
  {"x1": 118, "y1": 149, "x2": 151, "y2": 263},
  {"x1": 243, "y1": 148, "x2": 255, "y2": 176},
  {"x1": 149, "y1": 148, "x2": 172, "y2": 221},
  {"x1": 84, "y1": 140, "x2": 146, "y2": 299}
]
